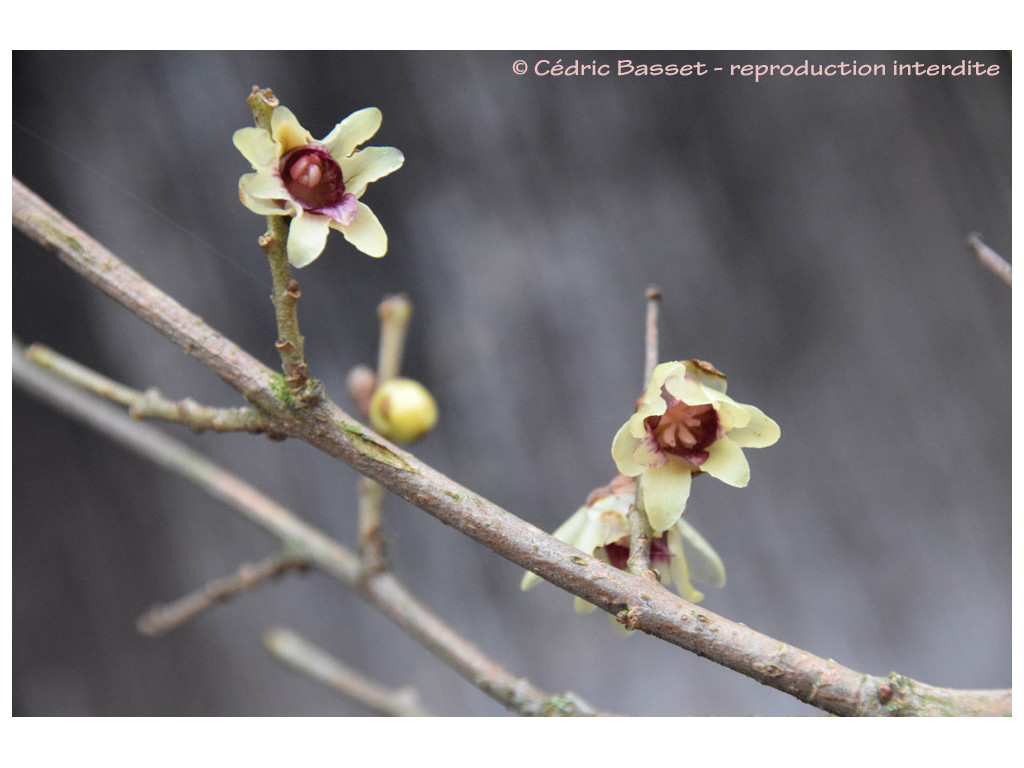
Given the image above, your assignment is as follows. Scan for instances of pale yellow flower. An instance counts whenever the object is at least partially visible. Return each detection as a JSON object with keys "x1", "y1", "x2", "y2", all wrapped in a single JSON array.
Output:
[
  {"x1": 612, "y1": 360, "x2": 780, "y2": 532},
  {"x1": 521, "y1": 476, "x2": 725, "y2": 607},
  {"x1": 233, "y1": 105, "x2": 403, "y2": 267}
]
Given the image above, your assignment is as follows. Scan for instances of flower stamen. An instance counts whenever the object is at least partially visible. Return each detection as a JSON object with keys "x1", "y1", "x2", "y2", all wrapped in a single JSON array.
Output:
[
  {"x1": 647, "y1": 400, "x2": 720, "y2": 466},
  {"x1": 281, "y1": 146, "x2": 346, "y2": 212},
  {"x1": 289, "y1": 154, "x2": 322, "y2": 188}
]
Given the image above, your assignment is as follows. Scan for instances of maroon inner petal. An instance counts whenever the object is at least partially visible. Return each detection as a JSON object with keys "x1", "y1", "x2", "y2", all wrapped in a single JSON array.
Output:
[
  {"x1": 281, "y1": 146, "x2": 346, "y2": 211},
  {"x1": 604, "y1": 536, "x2": 673, "y2": 571},
  {"x1": 644, "y1": 399, "x2": 719, "y2": 466}
]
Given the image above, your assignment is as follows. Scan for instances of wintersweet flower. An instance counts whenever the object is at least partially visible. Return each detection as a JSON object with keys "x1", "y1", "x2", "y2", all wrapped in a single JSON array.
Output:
[
  {"x1": 612, "y1": 360, "x2": 780, "y2": 533},
  {"x1": 233, "y1": 105, "x2": 403, "y2": 267},
  {"x1": 520, "y1": 476, "x2": 726, "y2": 607}
]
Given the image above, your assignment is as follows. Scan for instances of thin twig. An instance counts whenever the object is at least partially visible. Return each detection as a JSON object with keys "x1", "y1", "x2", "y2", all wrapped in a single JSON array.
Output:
[
  {"x1": 358, "y1": 476, "x2": 388, "y2": 574},
  {"x1": 13, "y1": 178, "x2": 1011, "y2": 716},
  {"x1": 13, "y1": 342, "x2": 600, "y2": 716},
  {"x1": 25, "y1": 343, "x2": 268, "y2": 434},
  {"x1": 263, "y1": 218, "x2": 321, "y2": 404},
  {"x1": 966, "y1": 232, "x2": 1012, "y2": 286},
  {"x1": 644, "y1": 284, "x2": 661, "y2": 387},
  {"x1": 377, "y1": 293, "x2": 412, "y2": 384},
  {"x1": 355, "y1": 294, "x2": 414, "y2": 570},
  {"x1": 137, "y1": 552, "x2": 308, "y2": 637},
  {"x1": 626, "y1": 498, "x2": 657, "y2": 580},
  {"x1": 629, "y1": 286, "x2": 663, "y2": 576},
  {"x1": 265, "y1": 627, "x2": 429, "y2": 716},
  {"x1": 346, "y1": 364, "x2": 377, "y2": 419}
]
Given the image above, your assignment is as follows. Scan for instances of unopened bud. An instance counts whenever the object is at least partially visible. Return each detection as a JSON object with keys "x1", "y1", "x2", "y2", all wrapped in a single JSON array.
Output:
[
  {"x1": 369, "y1": 377, "x2": 438, "y2": 443},
  {"x1": 346, "y1": 364, "x2": 378, "y2": 417}
]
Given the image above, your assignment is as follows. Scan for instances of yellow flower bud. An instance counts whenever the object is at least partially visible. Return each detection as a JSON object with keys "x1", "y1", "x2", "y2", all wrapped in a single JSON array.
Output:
[{"x1": 369, "y1": 378, "x2": 438, "y2": 443}]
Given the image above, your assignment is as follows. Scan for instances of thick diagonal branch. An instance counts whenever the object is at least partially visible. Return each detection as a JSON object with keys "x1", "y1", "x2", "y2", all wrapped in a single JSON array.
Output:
[{"x1": 13, "y1": 177, "x2": 1010, "y2": 716}]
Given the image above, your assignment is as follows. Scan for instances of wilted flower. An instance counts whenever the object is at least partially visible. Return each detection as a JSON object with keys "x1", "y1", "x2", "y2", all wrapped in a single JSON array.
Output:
[
  {"x1": 521, "y1": 475, "x2": 725, "y2": 607},
  {"x1": 612, "y1": 360, "x2": 780, "y2": 533},
  {"x1": 233, "y1": 104, "x2": 403, "y2": 267}
]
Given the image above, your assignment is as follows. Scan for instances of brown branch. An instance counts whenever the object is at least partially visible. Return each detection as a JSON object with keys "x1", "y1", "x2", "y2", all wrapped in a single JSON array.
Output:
[
  {"x1": 13, "y1": 342, "x2": 600, "y2": 716},
  {"x1": 966, "y1": 232, "x2": 1012, "y2": 286},
  {"x1": 137, "y1": 552, "x2": 308, "y2": 637},
  {"x1": 265, "y1": 627, "x2": 430, "y2": 716},
  {"x1": 13, "y1": 177, "x2": 1010, "y2": 716},
  {"x1": 13, "y1": 178, "x2": 275, "y2": 402},
  {"x1": 25, "y1": 342, "x2": 268, "y2": 435}
]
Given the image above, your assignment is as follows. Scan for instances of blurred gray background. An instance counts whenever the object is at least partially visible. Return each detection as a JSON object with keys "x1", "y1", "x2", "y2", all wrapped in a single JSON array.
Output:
[{"x1": 12, "y1": 50, "x2": 1010, "y2": 716}]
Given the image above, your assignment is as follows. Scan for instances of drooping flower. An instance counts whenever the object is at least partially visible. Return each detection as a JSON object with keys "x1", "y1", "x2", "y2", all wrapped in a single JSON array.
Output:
[
  {"x1": 612, "y1": 360, "x2": 780, "y2": 533},
  {"x1": 520, "y1": 475, "x2": 725, "y2": 608},
  {"x1": 233, "y1": 104, "x2": 403, "y2": 267}
]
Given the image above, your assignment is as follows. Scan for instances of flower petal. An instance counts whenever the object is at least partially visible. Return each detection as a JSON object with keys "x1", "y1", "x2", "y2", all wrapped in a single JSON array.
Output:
[
  {"x1": 647, "y1": 362, "x2": 682, "y2": 394},
  {"x1": 317, "y1": 193, "x2": 358, "y2": 226},
  {"x1": 611, "y1": 422, "x2": 645, "y2": 475},
  {"x1": 271, "y1": 106, "x2": 311, "y2": 153},
  {"x1": 664, "y1": 527, "x2": 705, "y2": 603},
  {"x1": 239, "y1": 175, "x2": 291, "y2": 216},
  {"x1": 340, "y1": 146, "x2": 405, "y2": 198},
  {"x1": 714, "y1": 398, "x2": 751, "y2": 432},
  {"x1": 239, "y1": 169, "x2": 291, "y2": 206},
  {"x1": 550, "y1": 505, "x2": 590, "y2": 546},
  {"x1": 635, "y1": 363, "x2": 678, "y2": 420},
  {"x1": 673, "y1": 516, "x2": 726, "y2": 588},
  {"x1": 683, "y1": 360, "x2": 728, "y2": 394},
  {"x1": 519, "y1": 570, "x2": 542, "y2": 591},
  {"x1": 664, "y1": 373, "x2": 714, "y2": 406},
  {"x1": 286, "y1": 212, "x2": 331, "y2": 268},
  {"x1": 329, "y1": 201, "x2": 388, "y2": 257},
  {"x1": 727, "y1": 404, "x2": 781, "y2": 448},
  {"x1": 574, "y1": 511, "x2": 625, "y2": 560},
  {"x1": 233, "y1": 127, "x2": 279, "y2": 168},
  {"x1": 701, "y1": 437, "x2": 750, "y2": 487},
  {"x1": 632, "y1": 431, "x2": 671, "y2": 470},
  {"x1": 323, "y1": 107, "x2": 383, "y2": 158},
  {"x1": 638, "y1": 460, "x2": 692, "y2": 532},
  {"x1": 573, "y1": 596, "x2": 598, "y2": 614}
]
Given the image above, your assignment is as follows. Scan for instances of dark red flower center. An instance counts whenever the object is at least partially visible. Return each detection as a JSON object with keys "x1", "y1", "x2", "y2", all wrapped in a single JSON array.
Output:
[
  {"x1": 644, "y1": 392, "x2": 720, "y2": 466},
  {"x1": 604, "y1": 536, "x2": 673, "y2": 571},
  {"x1": 281, "y1": 146, "x2": 345, "y2": 211}
]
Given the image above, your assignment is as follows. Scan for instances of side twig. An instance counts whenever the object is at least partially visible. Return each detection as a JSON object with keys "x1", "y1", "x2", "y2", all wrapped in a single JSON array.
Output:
[
  {"x1": 13, "y1": 178, "x2": 1010, "y2": 716},
  {"x1": 356, "y1": 293, "x2": 414, "y2": 570},
  {"x1": 628, "y1": 285, "x2": 663, "y2": 577},
  {"x1": 137, "y1": 552, "x2": 308, "y2": 637},
  {"x1": 966, "y1": 232, "x2": 1012, "y2": 286},
  {"x1": 265, "y1": 627, "x2": 430, "y2": 716},
  {"x1": 25, "y1": 343, "x2": 268, "y2": 435},
  {"x1": 13, "y1": 342, "x2": 601, "y2": 716},
  {"x1": 644, "y1": 284, "x2": 661, "y2": 387}
]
